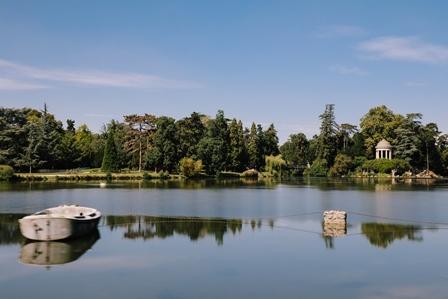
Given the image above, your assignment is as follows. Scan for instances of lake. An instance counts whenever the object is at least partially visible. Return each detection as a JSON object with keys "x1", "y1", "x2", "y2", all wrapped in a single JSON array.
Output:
[{"x1": 1, "y1": 178, "x2": 448, "y2": 299}]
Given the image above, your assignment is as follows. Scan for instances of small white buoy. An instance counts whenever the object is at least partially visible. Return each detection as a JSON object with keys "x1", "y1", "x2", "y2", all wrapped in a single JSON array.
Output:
[{"x1": 99, "y1": 182, "x2": 107, "y2": 188}]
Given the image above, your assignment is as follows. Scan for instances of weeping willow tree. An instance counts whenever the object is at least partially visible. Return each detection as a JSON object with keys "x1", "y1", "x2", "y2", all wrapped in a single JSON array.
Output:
[{"x1": 265, "y1": 154, "x2": 286, "y2": 176}]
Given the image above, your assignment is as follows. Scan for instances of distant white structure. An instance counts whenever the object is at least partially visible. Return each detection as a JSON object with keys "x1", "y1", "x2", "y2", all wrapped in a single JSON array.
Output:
[{"x1": 376, "y1": 139, "x2": 392, "y2": 160}]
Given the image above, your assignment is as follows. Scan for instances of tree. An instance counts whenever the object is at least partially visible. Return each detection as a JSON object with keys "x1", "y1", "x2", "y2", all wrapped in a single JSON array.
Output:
[
  {"x1": 246, "y1": 123, "x2": 260, "y2": 169},
  {"x1": 265, "y1": 155, "x2": 286, "y2": 176},
  {"x1": 304, "y1": 159, "x2": 328, "y2": 177},
  {"x1": 75, "y1": 124, "x2": 104, "y2": 168},
  {"x1": 197, "y1": 137, "x2": 227, "y2": 174},
  {"x1": 179, "y1": 157, "x2": 203, "y2": 177},
  {"x1": 145, "y1": 116, "x2": 178, "y2": 172},
  {"x1": 0, "y1": 108, "x2": 33, "y2": 170},
  {"x1": 420, "y1": 123, "x2": 442, "y2": 173},
  {"x1": 18, "y1": 121, "x2": 45, "y2": 173},
  {"x1": 176, "y1": 112, "x2": 206, "y2": 159},
  {"x1": 101, "y1": 126, "x2": 120, "y2": 172},
  {"x1": 394, "y1": 114, "x2": 422, "y2": 167},
  {"x1": 280, "y1": 133, "x2": 310, "y2": 175},
  {"x1": 316, "y1": 104, "x2": 338, "y2": 166},
  {"x1": 14, "y1": 104, "x2": 64, "y2": 171},
  {"x1": 338, "y1": 123, "x2": 358, "y2": 152},
  {"x1": 329, "y1": 154, "x2": 353, "y2": 176},
  {"x1": 123, "y1": 114, "x2": 157, "y2": 171},
  {"x1": 360, "y1": 105, "x2": 404, "y2": 158},
  {"x1": 228, "y1": 119, "x2": 246, "y2": 171},
  {"x1": 59, "y1": 119, "x2": 80, "y2": 169},
  {"x1": 263, "y1": 124, "x2": 280, "y2": 156}
]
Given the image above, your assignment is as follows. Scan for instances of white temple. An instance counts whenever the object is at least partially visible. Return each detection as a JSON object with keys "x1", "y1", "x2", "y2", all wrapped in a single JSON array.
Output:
[{"x1": 375, "y1": 139, "x2": 392, "y2": 160}]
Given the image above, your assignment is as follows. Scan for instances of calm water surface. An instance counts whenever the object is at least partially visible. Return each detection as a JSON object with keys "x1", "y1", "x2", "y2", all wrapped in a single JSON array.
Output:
[{"x1": 1, "y1": 178, "x2": 448, "y2": 299}]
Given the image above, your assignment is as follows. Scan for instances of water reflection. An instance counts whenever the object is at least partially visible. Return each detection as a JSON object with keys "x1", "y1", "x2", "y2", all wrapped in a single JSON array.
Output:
[
  {"x1": 0, "y1": 213, "x2": 438, "y2": 252},
  {"x1": 1, "y1": 177, "x2": 447, "y2": 192},
  {"x1": 20, "y1": 230, "x2": 99, "y2": 266},
  {"x1": 0, "y1": 213, "x2": 26, "y2": 245},
  {"x1": 361, "y1": 223, "x2": 424, "y2": 248},
  {"x1": 105, "y1": 215, "x2": 250, "y2": 245}
]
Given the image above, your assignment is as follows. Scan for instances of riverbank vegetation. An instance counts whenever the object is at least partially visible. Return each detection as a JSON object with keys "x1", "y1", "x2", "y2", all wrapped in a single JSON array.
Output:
[{"x1": 1, "y1": 104, "x2": 447, "y2": 180}]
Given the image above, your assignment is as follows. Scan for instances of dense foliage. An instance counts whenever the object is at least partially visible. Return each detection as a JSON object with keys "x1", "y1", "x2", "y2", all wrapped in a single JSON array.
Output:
[
  {"x1": 1, "y1": 104, "x2": 447, "y2": 177},
  {"x1": 179, "y1": 157, "x2": 203, "y2": 178},
  {"x1": 361, "y1": 159, "x2": 410, "y2": 175},
  {"x1": 0, "y1": 106, "x2": 279, "y2": 175},
  {"x1": 0, "y1": 165, "x2": 14, "y2": 181}
]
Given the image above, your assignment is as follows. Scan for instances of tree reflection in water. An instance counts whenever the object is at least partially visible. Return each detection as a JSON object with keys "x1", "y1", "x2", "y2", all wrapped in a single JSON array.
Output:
[
  {"x1": 105, "y1": 215, "x2": 253, "y2": 245},
  {"x1": 0, "y1": 214, "x2": 434, "y2": 249},
  {"x1": 0, "y1": 214, "x2": 26, "y2": 245},
  {"x1": 361, "y1": 222, "x2": 424, "y2": 248}
]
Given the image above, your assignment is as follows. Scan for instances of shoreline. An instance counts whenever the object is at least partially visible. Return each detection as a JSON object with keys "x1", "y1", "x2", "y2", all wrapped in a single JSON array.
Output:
[{"x1": 7, "y1": 172, "x2": 445, "y2": 182}]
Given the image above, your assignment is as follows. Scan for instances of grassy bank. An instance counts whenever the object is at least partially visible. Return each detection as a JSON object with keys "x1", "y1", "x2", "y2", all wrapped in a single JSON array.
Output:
[
  {"x1": 9, "y1": 168, "x2": 264, "y2": 182},
  {"x1": 14, "y1": 171, "x2": 182, "y2": 182}
]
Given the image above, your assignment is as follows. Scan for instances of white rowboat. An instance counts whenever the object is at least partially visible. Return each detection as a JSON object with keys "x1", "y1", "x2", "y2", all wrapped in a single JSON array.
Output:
[{"x1": 18, "y1": 205, "x2": 101, "y2": 241}]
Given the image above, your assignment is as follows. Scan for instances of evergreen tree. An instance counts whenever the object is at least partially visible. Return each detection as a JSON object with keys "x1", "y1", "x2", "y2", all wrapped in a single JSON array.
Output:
[
  {"x1": 228, "y1": 119, "x2": 246, "y2": 171},
  {"x1": 176, "y1": 112, "x2": 206, "y2": 159},
  {"x1": 59, "y1": 119, "x2": 80, "y2": 169},
  {"x1": 145, "y1": 116, "x2": 178, "y2": 172},
  {"x1": 264, "y1": 124, "x2": 280, "y2": 156},
  {"x1": 247, "y1": 123, "x2": 259, "y2": 169},
  {"x1": 316, "y1": 104, "x2": 338, "y2": 166},
  {"x1": 197, "y1": 137, "x2": 227, "y2": 174},
  {"x1": 101, "y1": 127, "x2": 119, "y2": 172},
  {"x1": 394, "y1": 114, "x2": 422, "y2": 167},
  {"x1": 197, "y1": 110, "x2": 229, "y2": 172}
]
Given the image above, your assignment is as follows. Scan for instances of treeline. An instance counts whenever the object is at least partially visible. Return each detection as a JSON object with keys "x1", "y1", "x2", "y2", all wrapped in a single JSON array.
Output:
[
  {"x1": 281, "y1": 104, "x2": 448, "y2": 176},
  {"x1": 0, "y1": 106, "x2": 279, "y2": 175},
  {"x1": 1, "y1": 104, "x2": 447, "y2": 177}
]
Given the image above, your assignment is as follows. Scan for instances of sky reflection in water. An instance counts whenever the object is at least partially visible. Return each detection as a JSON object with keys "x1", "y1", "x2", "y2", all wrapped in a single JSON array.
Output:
[{"x1": 1, "y1": 179, "x2": 448, "y2": 299}]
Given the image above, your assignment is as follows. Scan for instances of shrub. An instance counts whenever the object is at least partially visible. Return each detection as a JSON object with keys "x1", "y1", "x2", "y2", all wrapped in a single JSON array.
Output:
[
  {"x1": 353, "y1": 156, "x2": 367, "y2": 169},
  {"x1": 329, "y1": 154, "x2": 353, "y2": 176},
  {"x1": 241, "y1": 169, "x2": 259, "y2": 178},
  {"x1": 179, "y1": 157, "x2": 204, "y2": 178},
  {"x1": 0, "y1": 165, "x2": 14, "y2": 181},
  {"x1": 362, "y1": 159, "x2": 410, "y2": 175},
  {"x1": 304, "y1": 159, "x2": 328, "y2": 177}
]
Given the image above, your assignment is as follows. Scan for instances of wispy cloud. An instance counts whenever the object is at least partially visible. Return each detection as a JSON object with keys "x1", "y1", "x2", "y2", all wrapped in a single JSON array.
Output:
[
  {"x1": 329, "y1": 65, "x2": 368, "y2": 76},
  {"x1": 357, "y1": 36, "x2": 448, "y2": 64},
  {"x1": 0, "y1": 78, "x2": 48, "y2": 90},
  {"x1": 0, "y1": 59, "x2": 202, "y2": 89},
  {"x1": 315, "y1": 25, "x2": 366, "y2": 38}
]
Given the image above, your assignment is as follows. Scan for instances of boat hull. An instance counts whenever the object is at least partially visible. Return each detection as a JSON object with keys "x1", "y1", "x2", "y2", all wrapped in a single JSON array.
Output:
[{"x1": 19, "y1": 216, "x2": 101, "y2": 241}]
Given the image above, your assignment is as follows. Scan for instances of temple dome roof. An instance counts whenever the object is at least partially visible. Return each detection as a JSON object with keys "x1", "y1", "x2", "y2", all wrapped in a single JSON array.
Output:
[{"x1": 376, "y1": 139, "x2": 392, "y2": 149}]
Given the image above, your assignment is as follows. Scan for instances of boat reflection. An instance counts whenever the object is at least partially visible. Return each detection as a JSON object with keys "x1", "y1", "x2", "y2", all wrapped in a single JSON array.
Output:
[{"x1": 19, "y1": 229, "x2": 100, "y2": 266}]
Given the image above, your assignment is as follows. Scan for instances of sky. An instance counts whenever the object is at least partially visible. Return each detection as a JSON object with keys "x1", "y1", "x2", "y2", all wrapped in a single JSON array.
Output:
[{"x1": 1, "y1": 0, "x2": 448, "y2": 142}]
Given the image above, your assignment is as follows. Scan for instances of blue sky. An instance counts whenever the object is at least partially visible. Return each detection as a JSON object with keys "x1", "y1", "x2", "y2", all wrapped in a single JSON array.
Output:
[{"x1": 1, "y1": 0, "x2": 448, "y2": 142}]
